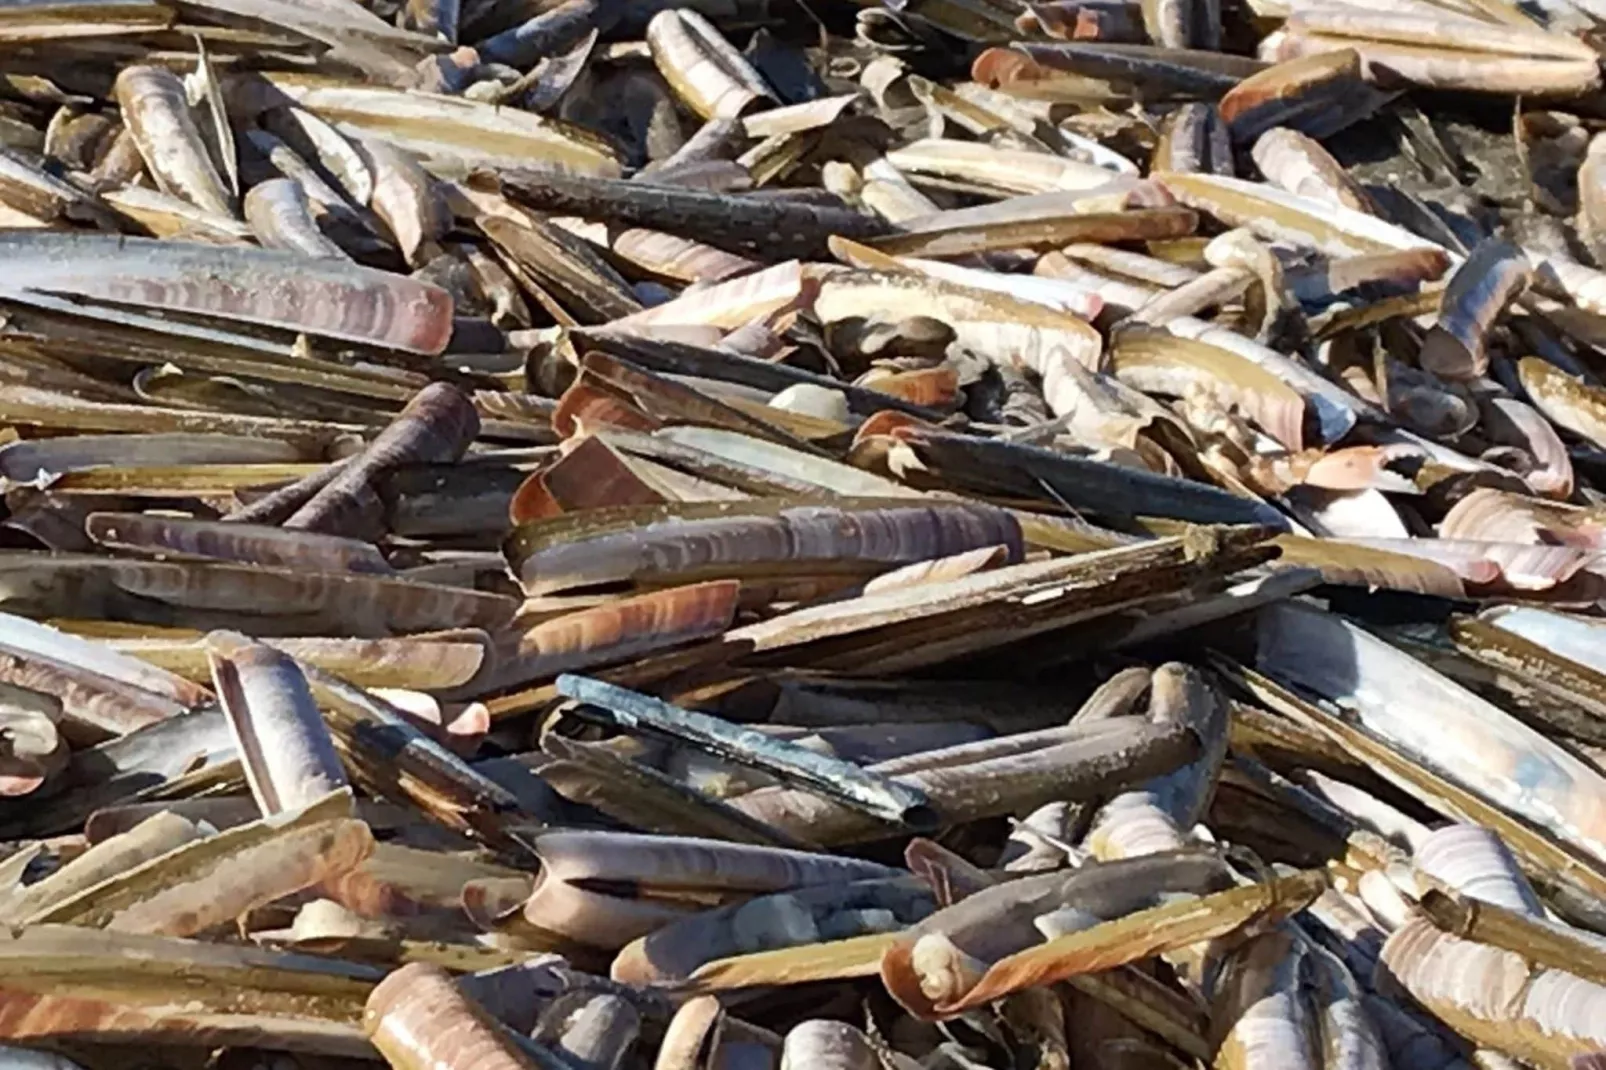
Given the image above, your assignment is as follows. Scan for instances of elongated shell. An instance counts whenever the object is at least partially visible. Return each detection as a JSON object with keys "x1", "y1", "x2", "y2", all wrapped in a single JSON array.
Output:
[
  {"x1": 913, "y1": 869, "x2": 1325, "y2": 1017},
  {"x1": 525, "y1": 830, "x2": 899, "y2": 948},
  {"x1": 1087, "y1": 662, "x2": 1227, "y2": 860},
  {"x1": 361, "y1": 137, "x2": 449, "y2": 267},
  {"x1": 1210, "y1": 927, "x2": 1318, "y2": 1070},
  {"x1": 1218, "y1": 49, "x2": 1373, "y2": 142},
  {"x1": 287, "y1": 382, "x2": 479, "y2": 536},
  {"x1": 0, "y1": 611, "x2": 208, "y2": 709},
  {"x1": 115, "y1": 66, "x2": 233, "y2": 219},
  {"x1": 208, "y1": 631, "x2": 348, "y2": 818},
  {"x1": 1380, "y1": 916, "x2": 1606, "y2": 1069},
  {"x1": 612, "y1": 876, "x2": 933, "y2": 984},
  {"x1": 506, "y1": 499, "x2": 1024, "y2": 596},
  {"x1": 1256, "y1": 601, "x2": 1606, "y2": 870},
  {"x1": 1158, "y1": 170, "x2": 1441, "y2": 258},
  {"x1": 483, "y1": 580, "x2": 739, "y2": 690},
  {"x1": 1419, "y1": 239, "x2": 1530, "y2": 381},
  {"x1": 1481, "y1": 607, "x2": 1606, "y2": 676},
  {"x1": 647, "y1": 8, "x2": 771, "y2": 120},
  {"x1": 241, "y1": 73, "x2": 623, "y2": 177},
  {"x1": 0, "y1": 232, "x2": 452, "y2": 354},
  {"x1": 1111, "y1": 329, "x2": 1305, "y2": 451},
  {"x1": 1519, "y1": 357, "x2": 1606, "y2": 452},
  {"x1": 780, "y1": 1020, "x2": 879, "y2": 1070},
  {"x1": 366, "y1": 961, "x2": 538, "y2": 1069},
  {"x1": 879, "y1": 850, "x2": 1232, "y2": 1018},
  {"x1": 243, "y1": 178, "x2": 348, "y2": 260},
  {"x1": 1414, "y1": 824, "x2": 1545, "y2": 918},
  {"x1": 1252, "y1": 128, "x2": 1374, "y2": 214},
  {"x1": 0, "y1": 810, "x2": 203, "y2": 924},
  {"x1": 86, "y1": 512, "x2": 391, "y2": 574}
]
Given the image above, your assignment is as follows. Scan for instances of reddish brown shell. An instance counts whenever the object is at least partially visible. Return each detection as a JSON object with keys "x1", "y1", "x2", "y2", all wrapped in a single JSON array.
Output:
[
  {"x1": 509, "y1": 434, "x2": 668, "y2": 525},
  {"x1": 553, "y1": 372, "x2": 661, "y2": 439},
  {"x1": 364, "y1": 962, "x2": 538, "y2": 1070}
]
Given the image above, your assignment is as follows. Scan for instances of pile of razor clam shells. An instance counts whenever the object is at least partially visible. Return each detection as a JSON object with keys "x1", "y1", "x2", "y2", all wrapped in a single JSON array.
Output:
[{"x1": 17, "y1": 0, "x2": 1606, "y2": 1068}]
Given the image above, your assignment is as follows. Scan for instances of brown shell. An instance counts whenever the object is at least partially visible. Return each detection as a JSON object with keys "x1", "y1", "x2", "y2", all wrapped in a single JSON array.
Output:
[
  {"x1": 879, "y1": 851, "x2": 1233, "y2": 1019},
  {"x1": 553, "y1": 371, "x2": 663, "y2": 439},
  {"x1": 0, "y1": 232, "x2": 453, "y2": 355},
  {"x1": 509, "y1": 434, "x2": 670, "y2": 524},
  {"x1": 506, "y1": 498, "x2": 1025, "y2": 596},
  {"x1": 1217, "y1": 49, "x2": 1365, "y2": 141},
  {"x1": 87, "y1": 512, "x2": 392, "y2": 574},
  {"x1": 484, "y1": 580, "x2": 740, "y2": 689},
  {"x1": 365, "y1": 962, "x2": 538, "y2": 1070}
]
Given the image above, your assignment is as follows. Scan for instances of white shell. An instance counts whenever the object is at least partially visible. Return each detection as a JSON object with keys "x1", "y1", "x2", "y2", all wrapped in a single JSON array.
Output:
[{"x1": 1414, "y1": 824, "x2": 1544, "y2": 917}]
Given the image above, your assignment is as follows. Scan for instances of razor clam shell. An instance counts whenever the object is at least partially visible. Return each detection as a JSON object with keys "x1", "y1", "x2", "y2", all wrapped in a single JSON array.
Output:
[
  {"x1": 1379, "y1": 915, "x2": 1606, "y2": 1068},
  {"x1": 0, "y1": 434, "x2": 308, "y2": 489},
  {"x1": 880, "y1": 850, "x2": 1234, "y2": 1017},
  {"x1": 0, "y1": 704, "x2": 237, "y2": 839},
  {"x1": 560, "y1": 673, "x2": 938, "y2": 830},
  {"x1": 523, "y1": 830, "x2": 900, "y2": 947},
  {"x1": 1265, "y1": 27, "x2": 1601, "y2": 96},
  {"x1": 298, "y1": 663, "x2": 532, "y2": 843},
  {"x1": 1218, "y1": 48, "x2": 1381, "y2": 142},
  {"x1": 0, "y1": 553, "x2": 517, "y2": 637},
  {"x1": 507, "y1": 499, "x2": 1025, "y2": 596},
  {"x1": 235, "y1": 73, "x2": 624, "y2": 178},
  {"x1": 1251, "y1": 127, "x2": 1374, "y2": 213},
  {"x1": 115, "y1": 632, "x2": 488, "y2": 690},
  {"x1": 26, "y1": 789, "x2": 369, "y2": 935},
  {"x1": 726, "y1": 717, "x2": 1201, "y2": 844},
  {"x1": 1420, "y1": 239, "x2": 1531, "y2": 381},
  {"x1": 537, "y1": 732, "x2": 806, "y2": 847},
  {"x1": 647, "y1": 8, "x2": 769, "y2": 121},
  {"x1": 1480, "y1": 607, "x2": 1606, "y2": 676},
  {"x1": 573, "y1": 329, "x2": 948, "y2": 420},
  {"x1": 0, "y1": 611, "x2": 209, "y2": 710},
  {"x1": 366, "y1": 961, "x2": 546, "y2": 1069},
  {"x1": 1110, "y1": 328, "x2": 1305, "y2": 451},
  {"x1": 938, "y1": 869, "x2": 1326, "y2": 1015},
  {"x1": 898, "y1": 429, "x2": 1286, "y2": 527},
  {"x1": 286, "y1": 382, "x2": 479, "y2": 537},
  {"x1": 1158, "y1": 170, "x2": 1443, "y2": 258},
  {"x1": 612, "y1": 876, "x2": 933, "y2": 984},
  {"x1": 259, "y1": 104, "x2": 374, "y2": 207},
  {"x1": 87, "y1": 512, "x2": 393, "y2": 574},
  {"x1": 883, "y1": 138, "x2": 1141, "y2": 196},
  {"x1": 1447, "y1": 616, "x2": 1606, "y2": 745},
  {"x1": 362, "y1": 137, "x2": 450, "y2": 267},
  {"x1": 477, "y1": 580, "x2": 739, "y2": 692},
  {"x1": 1520, "y1": 356, "x2": 1606, "y2": 452},
  {"x1": 114, "y1": 65, "x2": 233, "y2": 220},
  {"x1": 721, "y1": 530, "x2": 1271, "y2": 669},
  {"x1": 498, "y1": 171, "x2": 887, "y2": 260},
  {"x1": 1414, "y1": 823, "x2": 1545, "y2": 916},
  {"x1": 0, "y1": 232, "x2": 453, "y2": 355},
  {"x1": 869, "y1": 198, "x2": 1198, "y2": 258},
  {"x1": 1038, "y1": 253, "x2": 1367, "y2": 441},
  {"x1": 0, "y1": 809, "x2": 204, "y2": 923},
  {"x1": 209, "y1": 633, "x2": 349, "y2": 817},
  {"x1": 1256, "y1": 601, "x2": 1606, "y2": 870},
  {"x1": 243, "y1": 177, "x2": 350, "y2": 260},
  {"x1": 0, "y1": 922, "x2": 378, "y2": 1050},
  {"x1": 1087, "y1": 662, "x2": 1227, "y2": 859}
]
